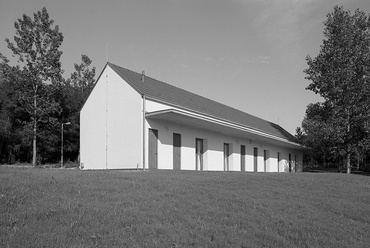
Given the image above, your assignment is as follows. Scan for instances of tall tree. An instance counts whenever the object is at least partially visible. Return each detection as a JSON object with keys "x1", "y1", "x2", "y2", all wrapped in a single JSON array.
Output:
[
  {"x1": 2, "y1": 7, "x2": 64, "y2": 166},
  {"x1": 304, "y1": 6, "x2": 370, "y2": 173},
  {"x1": 58, "y1": 55, "x2": 96, "y2": 163},
  {"x1": 300, "y1": 102, "x2": 344, "y2": 169},
  {"x1": 70, "y1": 54, "x2": 96, "y2": 104}
]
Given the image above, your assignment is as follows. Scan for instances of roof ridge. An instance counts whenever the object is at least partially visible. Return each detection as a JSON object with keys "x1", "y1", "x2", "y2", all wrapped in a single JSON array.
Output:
[
  {"x1": 107, "y1": 62, "x2": 298, "y2": 142},
  {"x1": 109, "y1": 62, "x2": 211, "y2": 101},
  {"x1": 108, "y1": 62, "x2": 270, "y2": 124}
]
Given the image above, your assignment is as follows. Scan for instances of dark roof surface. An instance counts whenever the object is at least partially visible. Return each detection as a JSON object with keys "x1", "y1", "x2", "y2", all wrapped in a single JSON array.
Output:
[{"x1": 108, "y1": 62, "x2": 298, "y2": 142}]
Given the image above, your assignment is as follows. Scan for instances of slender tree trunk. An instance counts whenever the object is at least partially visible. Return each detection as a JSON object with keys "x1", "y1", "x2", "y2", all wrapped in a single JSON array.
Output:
[
  {"x1": 32, "y1": 87, "x2": 37, "y2": 167},
  {"x1": 346, "y1": 145, "x2": 351, "y2": 174},
  {"x1": 346, "y1": 109, "x2": 351, "y2": 174},
  {"x1": 337, "y1": 158, "x2": 341, "y2": 172}
]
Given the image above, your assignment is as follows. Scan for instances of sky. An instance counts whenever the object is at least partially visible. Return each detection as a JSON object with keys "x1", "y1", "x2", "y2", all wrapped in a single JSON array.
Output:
[{"x1": 0, "y1": 0, "x2": 369, "y2": 135}]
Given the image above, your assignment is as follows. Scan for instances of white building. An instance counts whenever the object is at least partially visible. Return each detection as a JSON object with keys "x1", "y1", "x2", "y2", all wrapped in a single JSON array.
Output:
[{"x1": 80, "y1": 62, "x2": 304, "y2": 172}]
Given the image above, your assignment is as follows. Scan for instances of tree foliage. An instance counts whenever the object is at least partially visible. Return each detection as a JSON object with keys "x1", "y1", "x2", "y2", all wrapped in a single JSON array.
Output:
[
  {"x1": 0, "y1": 8, "x2": 96, "y2": 165},
  {"x1": 59, "y1": 55, "x2": 96, "y2": 162},
  {"x1": 302, "y1": 6, "x2": 370, "y2": 172},
  {"x1": 2, "y1": 7, "x2": 64, "y2": 166}
]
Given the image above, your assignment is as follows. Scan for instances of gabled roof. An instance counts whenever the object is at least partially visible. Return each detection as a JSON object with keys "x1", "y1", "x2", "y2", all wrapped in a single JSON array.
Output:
[{"x1": 108, "y1": 62, "x2": 298, "y2": 143}]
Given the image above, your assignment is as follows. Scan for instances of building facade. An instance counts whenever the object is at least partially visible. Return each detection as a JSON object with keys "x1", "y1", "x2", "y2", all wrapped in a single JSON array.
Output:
[{"x1": 80, "y1": 63, "x2": 304, "y2": 172}]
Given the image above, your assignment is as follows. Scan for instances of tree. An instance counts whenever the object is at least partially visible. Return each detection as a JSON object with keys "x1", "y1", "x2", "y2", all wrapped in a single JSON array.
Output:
[
  {"x1": 295, "y1": 127, "x2": 305, "y2": 144},
  {"x1": 304, "y1": 6, "x2": 370, "y2": 173},
  {"x1": 57, "y1": 55, "x2": 96, "y2": 163},
  {"x1": 1, "y1": 7, "x2": 64, "y2": 166},
  {"x1": 0, "y1": 56, "x2": 31, "y2": 163},
  {"x1": 69, "y1": 54, "x2": 96, "y2": 104},
  {"x1": 300, "y1": 102, "x2": 345, "y2": 169}
]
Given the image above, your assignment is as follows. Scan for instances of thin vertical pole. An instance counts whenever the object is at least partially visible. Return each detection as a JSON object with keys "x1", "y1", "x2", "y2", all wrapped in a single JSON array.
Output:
[
  {"x1": 105, "y1": 68, "x2": 108, "y2": 169},
  {"x1": 61, "y1": 123, "x2": 63, "y2": 168},
  {"x1": 106, "y1": 43, "x2": 108, "y2": 63},
  {"x1": 142, "y1": 95, "x2": 146, "y2": 170},
  {"x1": 32, "y1": 87, "x2": 37, "y2": 167}
]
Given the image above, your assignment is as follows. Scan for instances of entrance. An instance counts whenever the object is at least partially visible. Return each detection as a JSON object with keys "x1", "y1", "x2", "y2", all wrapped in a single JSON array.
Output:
[
  {"x1": 241, "y1": 145, "x2": 246, "y2": 171},
  {"x1": 254, "y1": 147, "x2": 258, "y2": 172},
  {"x1": 148, "y1": 129, "x2": 158, "y2": 169},
  {"x1": 224, "y1": 143, "x2": 230, "y2": 171},
  {"x1": 173, "y1": 133, "x2": 181, "y2": 170},
  {"x1": 196, "y1": 139, "x2": 203, "y2": 170}
]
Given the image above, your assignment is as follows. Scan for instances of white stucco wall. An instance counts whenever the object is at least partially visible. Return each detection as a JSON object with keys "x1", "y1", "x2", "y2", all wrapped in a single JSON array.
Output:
[
  {"x1": 80, "y1": 67, "x2": 107, "y2": 170},
  {"x1": 144, "y1": 99, "x2": 303, "y2": 172},
  {"x1": 81, "y1": 73, "x2": 303, "y2": 172},
  {"x1": 80, "y1": 66, "x2": 142, "y2": 169},
  {"x1": 106, "y1": 67, "x2": 142, "y2": 169}
]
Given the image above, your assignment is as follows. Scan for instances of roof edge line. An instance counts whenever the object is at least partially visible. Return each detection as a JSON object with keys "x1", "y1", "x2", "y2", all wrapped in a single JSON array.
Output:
[
  {"x1": 107, "y1": 62, "x2": 298, "y2": 145},
  {"x1": 146, "y1": 108, "x2": 303, "y2": 148},
  {"x1": 80, "y1": 62, "x2": 109, "y2": 112},
  {"x1": 144, "y1": 96, "x2": 296, "y2": 143}
]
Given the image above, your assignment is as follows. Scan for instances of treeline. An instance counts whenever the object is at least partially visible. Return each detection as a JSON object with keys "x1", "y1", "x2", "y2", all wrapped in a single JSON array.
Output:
[
  {"x1": 296, "y1": 6, "x2": 370, "y2": 173},
  {"x1": 0, "y1": 7, "x2": 95, "y2": 165},
  {"x1": 2, "y1": 6, "x2": 370, "y2": 172}
]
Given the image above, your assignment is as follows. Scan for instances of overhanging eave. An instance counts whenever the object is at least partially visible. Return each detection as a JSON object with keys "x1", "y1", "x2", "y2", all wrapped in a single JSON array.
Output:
[{"x1": 146, "y1": 109, "x2": 306, "y2": 150}]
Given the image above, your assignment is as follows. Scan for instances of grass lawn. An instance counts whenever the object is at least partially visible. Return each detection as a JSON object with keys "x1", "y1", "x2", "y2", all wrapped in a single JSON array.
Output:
[{"x1": 1, "y1": 166, "x2": 369, "y2": 247}]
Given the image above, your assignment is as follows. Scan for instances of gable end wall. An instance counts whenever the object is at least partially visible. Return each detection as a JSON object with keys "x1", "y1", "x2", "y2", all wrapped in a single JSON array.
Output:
[{"x1": 80, "y1": 66, "x2": 142, "y2": 169}]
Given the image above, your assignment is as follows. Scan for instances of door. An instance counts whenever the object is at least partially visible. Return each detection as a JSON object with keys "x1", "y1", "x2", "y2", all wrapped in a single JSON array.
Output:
[
  {"x1": 173, "y1": 133, "x2": 181, "y2": 170},
  {"x1": 277, "y1": 152, "x2": 280, "y2": 172},
  {"x1": 196, "y1": 139, "x2": 203, "y2": 170},
  {"x1": 254, "y1": 147, "x2": 258, "y2": 172},
  {"x1": 224, "y1": 143, "x2": 229, "y2": 171},
  {"x1": 289, "y1": 153, "x2": 292, "y2": 172},
  {"x1": 241, "y1": 145, "x2": 246, "y2": 171},
  {"x1": 148, "y1": 129, "x2": 158, "y2": 169},
  {"x1": 264, "y1": 150, "x2": 267, "y2": 172}
]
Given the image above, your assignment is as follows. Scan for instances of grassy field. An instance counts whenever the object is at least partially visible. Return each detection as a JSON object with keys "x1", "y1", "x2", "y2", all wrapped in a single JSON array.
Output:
[{"x1": 1, "y1": 166, "x2": 369, "y2": 247}]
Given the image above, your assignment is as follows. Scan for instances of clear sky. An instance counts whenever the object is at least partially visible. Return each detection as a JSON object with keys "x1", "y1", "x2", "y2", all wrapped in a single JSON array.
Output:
[{"x1": 1, "y1": 0, "x2": 369, "y2": 134}]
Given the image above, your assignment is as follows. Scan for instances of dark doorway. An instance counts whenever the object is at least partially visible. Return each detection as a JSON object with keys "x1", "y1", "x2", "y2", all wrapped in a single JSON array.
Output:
[
  {"x1": 196, "y1": 138, "x2": 203, "y2": 170},
  {"x1": 254, "y1": 147, "x2": 258, "y2": 172},
  {"x1": 224, "y1": 143, "x2": 230, "y2": 171},
  {"x1": 241, "y1": 145, "x2": 246, "y2": 171},
  {"x1": 173, "y1": 133, "x2": 181, "y2": 170},
  {"x1": 148, "y1": 129, "x2": 158, "y2": 169}
]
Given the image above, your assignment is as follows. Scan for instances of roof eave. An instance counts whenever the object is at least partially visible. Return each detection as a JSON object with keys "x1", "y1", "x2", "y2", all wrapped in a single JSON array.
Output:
[{"x1": 146, "y1": 108, "x2": 304, "y2": 150}]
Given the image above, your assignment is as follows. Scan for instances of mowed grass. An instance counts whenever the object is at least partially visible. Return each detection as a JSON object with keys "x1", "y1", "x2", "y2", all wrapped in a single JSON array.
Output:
[{"x1": 1, "y1": 166, "x2": 369, "y2": 248}]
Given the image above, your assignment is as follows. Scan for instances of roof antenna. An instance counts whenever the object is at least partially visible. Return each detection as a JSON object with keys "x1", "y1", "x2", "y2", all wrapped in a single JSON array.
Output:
[
  {"x1": 106, "y1": 43, "x2": 109, "y2": 63},
  {"x1": 141, "y1": 70, "x2": 145, "y2": 83}
]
